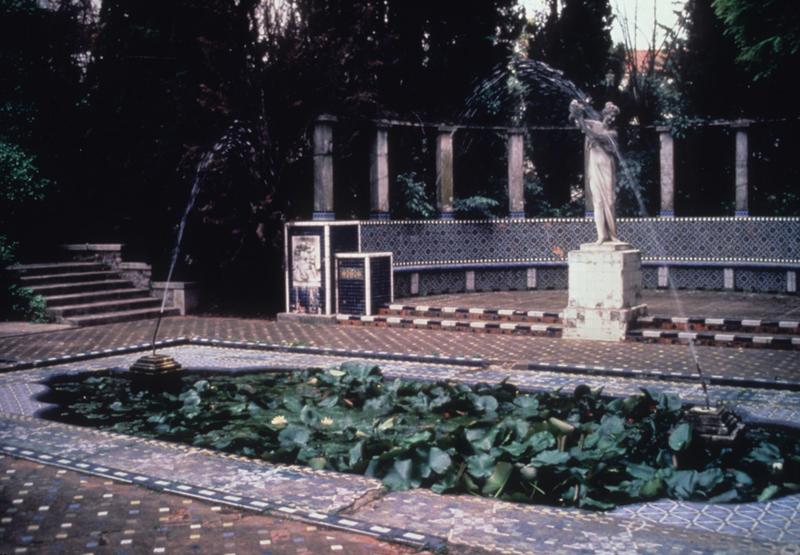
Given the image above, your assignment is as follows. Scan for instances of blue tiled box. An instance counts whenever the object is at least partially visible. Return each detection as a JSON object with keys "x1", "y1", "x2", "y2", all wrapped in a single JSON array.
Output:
[{"x1": 335, "y1": 252, "x2": 393, "y2": 315}]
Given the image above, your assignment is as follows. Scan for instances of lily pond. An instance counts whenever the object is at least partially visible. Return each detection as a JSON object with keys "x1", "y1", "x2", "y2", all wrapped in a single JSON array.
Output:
[{"x1": 40, "y1": 362, "x2": 800, "y2": 510}]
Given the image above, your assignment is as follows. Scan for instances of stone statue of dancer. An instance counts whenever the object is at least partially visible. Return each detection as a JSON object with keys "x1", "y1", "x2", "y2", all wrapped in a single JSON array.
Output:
[{"x1": 569, "y1": 99, "x2": 621, "y2": 244}]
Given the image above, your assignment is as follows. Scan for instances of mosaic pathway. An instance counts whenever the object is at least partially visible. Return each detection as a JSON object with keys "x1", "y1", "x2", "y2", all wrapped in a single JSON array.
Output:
[
  {"x1": 0, "y1": 455, "x2": 431, "y2": 555},
  {"x1": 0, "y1": 344, "x2": 799, "y2": 553},
  {"x1": 1, "y1": 316, "x2": 798, "y2": 383}
]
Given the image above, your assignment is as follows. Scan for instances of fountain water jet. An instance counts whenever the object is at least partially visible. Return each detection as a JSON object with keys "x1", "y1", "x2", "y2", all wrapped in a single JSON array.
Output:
[{"x1": 130, "y1": 150, "x2": 215, "y2": 376}]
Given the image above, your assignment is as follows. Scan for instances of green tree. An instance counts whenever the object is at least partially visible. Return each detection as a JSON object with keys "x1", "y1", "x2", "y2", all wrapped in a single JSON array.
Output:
[
  {"x1": 672, "y1": 0, "x2": 748, "y2": 119},
  {"x1": 528, "y1": 0, "x2": 614, "y2": 98},
  {"x1": 0, "y1": 0, "x2": 90, "y2": 253},
  {"x1": 713, "y1": 0, "x2": 800, "y2": 81}
]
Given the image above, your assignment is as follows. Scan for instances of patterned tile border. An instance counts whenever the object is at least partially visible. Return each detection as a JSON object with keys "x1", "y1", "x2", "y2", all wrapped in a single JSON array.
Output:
[
  {"x1": 336, "y1": 314, "x2": 562, "y2": 336},
  {"x1": 0, "y1": 336, "x2": 487, "y2": 374},
  {"x1": 639, "y1": 315, "x2": 800, "y2": 332},
  {"x1": 516, "y1": 361, "x2": 800, "y2": 392},
  {"x1": 386, "y1": 303, "x2": 562, "y2": 321},
  {"x1": 0, "y1": 442, "x2": 446, "y2": 552},
  {"x1": 628, "y1": 329, "x2": 800, "y2": 350}
]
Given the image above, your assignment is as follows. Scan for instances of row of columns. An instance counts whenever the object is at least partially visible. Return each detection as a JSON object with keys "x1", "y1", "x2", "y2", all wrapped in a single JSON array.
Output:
[
  {"x1": 312, "y1": 114, "x2": 754, "y2": 221},
  {"x1": 657, "y1": 120, "x2": 750, "y2": 217}
]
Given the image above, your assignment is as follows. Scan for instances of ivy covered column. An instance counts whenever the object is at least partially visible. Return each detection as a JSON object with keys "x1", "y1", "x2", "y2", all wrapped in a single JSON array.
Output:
[
  {"x1": 436, "y1": 126, "x2": 456, "y2": 219},
  {"x1": 313, "y1": 114, "x2": 336, "y2": 220},
  {"x1": 507, "y1": 128, "x2": 525, "y2": 218}
]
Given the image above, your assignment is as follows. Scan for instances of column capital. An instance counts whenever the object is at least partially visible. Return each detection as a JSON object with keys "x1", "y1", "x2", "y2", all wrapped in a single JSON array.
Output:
[
  {"x1": 374, "y1": 119, "x2": 391, "y2": 130},
  {"x1": 316, "y1": 114, "x2": 338, "y2": 124},
  {"x1": 507, "y1": 127, "x2": 525, "y2": 136},
  {"x1": 437, "y1": 125, "x2": 457, "y2": 134},
  {"x1": 730, "y1": 119, "x2": 752, "y2": 129},
  {"x1": 655, "y1": 125, "x2": 671, "y2": 133}
]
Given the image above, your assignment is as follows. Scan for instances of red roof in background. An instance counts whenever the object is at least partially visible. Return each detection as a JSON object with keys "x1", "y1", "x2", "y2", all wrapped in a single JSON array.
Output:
[{"x1": 629, "y1": 49, "x2": 666, "y2": 71}]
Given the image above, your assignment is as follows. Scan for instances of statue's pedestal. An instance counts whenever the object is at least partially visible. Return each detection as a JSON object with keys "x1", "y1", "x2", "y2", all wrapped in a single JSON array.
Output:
[{"x1": 562, "y1": 242, "x2": 647, "y2": 341}]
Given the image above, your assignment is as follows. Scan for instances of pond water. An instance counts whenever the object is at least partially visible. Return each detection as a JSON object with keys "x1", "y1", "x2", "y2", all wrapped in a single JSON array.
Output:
[{"x1": 37, "y1": 362, "x2": 800, "y2": 510}]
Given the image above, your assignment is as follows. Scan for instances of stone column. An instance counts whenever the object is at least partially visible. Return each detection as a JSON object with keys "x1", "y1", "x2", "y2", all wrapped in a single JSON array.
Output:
[
  {"x1": 583, "y1": 137, "x2": 593, "y2": 218},
  {"x1": 733, "y1": 120, "x2": 750, "y2": 217},
  {"x1": 436, "y1": 126, "x2": 456, "y2": 219},
  {"x1": 370, "y1": 121, "x2": 390, "y2": 220},
  {"x1": 313, "y1": 114, "x2": 336, "y2": 220},
  {"x1": 507, "y1": 129, "x2": 525, "y2": 218},
  {"x1": 657, "y1": 126, "x2": 675, "y2": 217}
]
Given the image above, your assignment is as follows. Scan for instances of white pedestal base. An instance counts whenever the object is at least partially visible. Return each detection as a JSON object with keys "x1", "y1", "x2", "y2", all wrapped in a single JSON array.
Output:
[{"x1": 562, "y1": 241, "x2": 647, "y2": 341}]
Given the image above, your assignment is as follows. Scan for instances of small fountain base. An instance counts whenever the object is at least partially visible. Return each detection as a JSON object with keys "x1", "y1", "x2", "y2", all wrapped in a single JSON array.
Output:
[
  {"x1": 129, "y1": 354, "x2": 183, "y2": 376},
  {"x1": 687, "y1": 406, "x2": 745, "y2": 446}
]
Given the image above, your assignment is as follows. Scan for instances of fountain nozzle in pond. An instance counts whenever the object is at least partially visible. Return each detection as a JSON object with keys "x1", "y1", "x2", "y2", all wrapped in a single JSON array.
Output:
[{"x1": 130, "y1": 353, "x2": 182, "y2": 376}]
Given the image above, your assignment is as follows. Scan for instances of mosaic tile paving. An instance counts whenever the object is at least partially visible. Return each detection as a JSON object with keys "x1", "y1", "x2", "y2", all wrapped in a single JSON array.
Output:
[
  {"x1": 0, "y1": 415, "x2": 384, "y2": 516},
  {"x1": 352, "y1": 489, "x2": 793, "y2": 554},
  {"x1": 0, "y1": 455, "x2": 430, "y2": 555},
  {"x1": 1, "y1": 316, "x2": 798, "y2": 384}
]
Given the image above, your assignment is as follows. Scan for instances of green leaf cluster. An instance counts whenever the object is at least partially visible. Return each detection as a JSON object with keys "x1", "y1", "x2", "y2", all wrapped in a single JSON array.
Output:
[{"x1": 44, "y1": 364, "x2": 800, "y2": 510}]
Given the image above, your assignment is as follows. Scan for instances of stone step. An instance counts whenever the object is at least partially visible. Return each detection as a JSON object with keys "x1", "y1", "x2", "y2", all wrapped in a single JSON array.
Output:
[
  {"x1": 338, "y1": 314, "x2": 563, "y2": 337},
  {"x1": 627, "y1": 329, "x2": 800, "y2": 350},
  {"x1": 26, "y1": 279, "x2": 136, "y2": 297},
  {"x1": 65, "y1": 306, "x2": 180, "y2": 327},
  {"x1": 381, "y1": 303, "x2": 562, "y2": 323},
  {"x1": 49, "y1": 297, "x2": 162, "y2": 319},
  {"x1": 8, "y1": 261, "x2": 107, "y2": 276},
  {"x1": 19, "y1": 270, "x2": 118, "y2": 286},
  {"x1": 636, "y1": 315, "x2": 800, "y2": 336},
  {"x1": 43, "y1": 288, "x2": 152, "y2": 307}
]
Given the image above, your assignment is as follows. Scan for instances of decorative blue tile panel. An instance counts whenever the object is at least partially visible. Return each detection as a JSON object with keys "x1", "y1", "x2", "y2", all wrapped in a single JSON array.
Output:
[
  {"x1": 336, "y1": 258, "x2": 366, "y2": 315},
  {"x1": 358, "y1": 218, "x2": 800, "y2": 267},
  {"x1": 394, "y1": 273, "x2": 411, "y2": 298},
  {"x1": 292, "y1": 218, "x2": 800, "y2": 297},
  {"x1": 474, "y1": 269, "x2": 527, "y2": 291},
  {"x1": 735, "y1": 269, "x2": 785, "y2": 293},
  {"x1": 370, "y1": 256, "x2": 393, "y2": 311},
  {"x1": 642, "y1": 266, "x2": 659, "y2": 289},
  {"x1": 538, "y1": 267, "x2": 568, "y2": 289},
  {"x1": 418, "y1": 271, "x2": 464, "y2": 296},
  {"x1": 669, "y1": 267, "x2": 724, "y2": 290},
  {"x1": 330, "y1": 225, "x2": 359, "y2": 255}
]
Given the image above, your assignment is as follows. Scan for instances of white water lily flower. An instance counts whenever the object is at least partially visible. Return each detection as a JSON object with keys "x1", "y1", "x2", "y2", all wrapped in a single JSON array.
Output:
[
  {"x1": 307, "y1": 377, "x2": 318, "y2": 385},
  {"x1": 328, "y1": 369, "x2": 346, "y2": 377},
  {"x1": 320, "y1": 417, "x2": 334, "y2": 426},
  {"x1": 271, "y1": 415, "x2": 287, "y2": 427}
]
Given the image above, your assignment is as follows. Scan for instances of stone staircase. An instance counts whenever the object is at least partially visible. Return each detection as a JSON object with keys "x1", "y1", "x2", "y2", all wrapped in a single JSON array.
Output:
[
  {"x1": 337, "y1": 302, "x2": 563, "y2": 337},
  {"x1": 10, "y1": 249, "x2": 180, "y2": 326},
  {"x1": 336, "y1": 301, "x2": 800, "y2": 350},
  {"x1": 629, "y1": 314, "x2": 800, "y2": 350}
]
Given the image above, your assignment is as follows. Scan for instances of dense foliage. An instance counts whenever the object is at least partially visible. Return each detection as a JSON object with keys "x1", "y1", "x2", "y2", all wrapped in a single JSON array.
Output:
[{"x1": 44, "y1": 363, "x2": 800, "y2": 510}]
